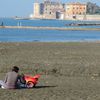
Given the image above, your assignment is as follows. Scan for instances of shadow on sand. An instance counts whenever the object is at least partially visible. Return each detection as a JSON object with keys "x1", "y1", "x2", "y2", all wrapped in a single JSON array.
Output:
[
  {"x1": 33, "y1": 85, "x2": 57, "y2": 89},
  {"x1": 18, "y1": 85, "x2": 57, "y2": 90}
]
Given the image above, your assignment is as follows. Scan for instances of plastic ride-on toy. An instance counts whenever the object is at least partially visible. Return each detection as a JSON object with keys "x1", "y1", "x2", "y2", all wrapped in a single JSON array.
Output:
[{"x1": 24, "y1": 74, "x2": 40, "y2": 88}]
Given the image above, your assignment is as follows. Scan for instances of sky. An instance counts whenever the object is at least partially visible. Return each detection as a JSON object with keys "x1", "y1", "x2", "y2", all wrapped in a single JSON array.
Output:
[{"x1": 0, "y1": 0, "x2": 100, "y2": 17}]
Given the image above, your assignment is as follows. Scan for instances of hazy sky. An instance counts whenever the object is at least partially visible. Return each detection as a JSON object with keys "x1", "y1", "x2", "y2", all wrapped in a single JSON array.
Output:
[{"x1": 0, "y1": 0, "x2": 99, "y2": 17}]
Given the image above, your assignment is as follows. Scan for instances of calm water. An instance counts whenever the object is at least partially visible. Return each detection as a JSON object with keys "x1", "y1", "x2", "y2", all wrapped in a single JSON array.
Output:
[{"x1": 0, "y1": 18, "x2": 100, "y2": 42}]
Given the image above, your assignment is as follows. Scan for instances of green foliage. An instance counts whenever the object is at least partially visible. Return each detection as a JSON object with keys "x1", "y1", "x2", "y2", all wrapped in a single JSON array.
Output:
[{"x1": 86, "y1": 2, "x2": 100, "y2": 14}]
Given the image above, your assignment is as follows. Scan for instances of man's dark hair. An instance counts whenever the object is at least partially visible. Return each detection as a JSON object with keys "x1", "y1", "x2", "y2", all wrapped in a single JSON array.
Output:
[{"x1": 12, "y1": 66, "x2": 19, "y2": 73}]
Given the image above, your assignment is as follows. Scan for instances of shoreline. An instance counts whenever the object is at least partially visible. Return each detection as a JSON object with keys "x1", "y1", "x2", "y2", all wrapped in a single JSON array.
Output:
[
  {"x1": 1, "y1": 25, "x2": 100, "y2": 31},
  {"x1": 0, "y1": 40, "x2": 100, "y2": 43}
]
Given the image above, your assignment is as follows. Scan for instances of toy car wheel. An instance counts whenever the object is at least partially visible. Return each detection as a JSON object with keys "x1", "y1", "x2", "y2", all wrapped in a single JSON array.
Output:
[{"x1": 27, "y1": 81, "x2": 34, "y2": 88}]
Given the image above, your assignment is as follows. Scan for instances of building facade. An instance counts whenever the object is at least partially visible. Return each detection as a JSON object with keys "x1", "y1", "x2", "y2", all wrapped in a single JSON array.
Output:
[
  {"x1": 43, "y1": 1, "x2": 65, "y2": 19},
  {"x1": 65, "y1": 2, "x2": 86, "y2": 19},
  {"x1": 33, "y1": 1, "x2": 87, "y2": 20}
]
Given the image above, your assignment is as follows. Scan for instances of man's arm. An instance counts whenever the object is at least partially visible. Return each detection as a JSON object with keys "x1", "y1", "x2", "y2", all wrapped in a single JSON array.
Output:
[
  {"x1": 19, "y1": 74, "x2": 26, "y2": 84},
  {"x1": 4, "y1": 73, "x2": 8, "y2": 83}
]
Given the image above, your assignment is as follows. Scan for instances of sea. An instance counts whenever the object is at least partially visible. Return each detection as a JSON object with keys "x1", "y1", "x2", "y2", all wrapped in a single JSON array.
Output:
[{"x1": 0, "y1": 18, "x2": 100, "y2": 42}]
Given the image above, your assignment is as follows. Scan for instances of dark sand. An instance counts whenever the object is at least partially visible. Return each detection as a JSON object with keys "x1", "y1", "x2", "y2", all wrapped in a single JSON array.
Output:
[{"x1": 0, "y1": 42, "x2": 100, "y2": 100}]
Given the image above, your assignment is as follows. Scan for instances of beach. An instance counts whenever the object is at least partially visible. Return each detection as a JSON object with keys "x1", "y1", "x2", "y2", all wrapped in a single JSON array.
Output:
[{"x1": 0, "y1": 42, "x2": 100, "y2": 100}]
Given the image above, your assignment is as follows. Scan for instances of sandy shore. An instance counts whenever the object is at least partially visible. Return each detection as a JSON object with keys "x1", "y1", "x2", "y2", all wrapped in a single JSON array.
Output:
[
  {"x1": 1, "y1": 26, "x2": 100, "y2": 31},
  {"x1": 0, "y1": 42, "x2": 100, "y2": 100}
]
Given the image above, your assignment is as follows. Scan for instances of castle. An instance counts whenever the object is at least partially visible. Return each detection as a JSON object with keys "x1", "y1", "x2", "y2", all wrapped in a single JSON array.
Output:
[{"x1": 32, "y1": 0, "x2": 87, "y2": 20}]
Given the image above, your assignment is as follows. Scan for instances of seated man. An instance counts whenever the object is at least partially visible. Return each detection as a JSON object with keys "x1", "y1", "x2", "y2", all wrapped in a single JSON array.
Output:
[{"x1": 0, "y1": 66, "x2": 20, "y2": 89}]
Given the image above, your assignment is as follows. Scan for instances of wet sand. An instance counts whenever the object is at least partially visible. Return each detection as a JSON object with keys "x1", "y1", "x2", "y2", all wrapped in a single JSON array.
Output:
[{"x1": 0, "y1": 42, "x2": 100, "y2": 100}]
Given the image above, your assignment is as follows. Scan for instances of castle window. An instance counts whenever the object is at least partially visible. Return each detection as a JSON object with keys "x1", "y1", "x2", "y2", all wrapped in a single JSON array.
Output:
[{"x1": 84, "y1": 7, "x2": 85, "y2": 9}]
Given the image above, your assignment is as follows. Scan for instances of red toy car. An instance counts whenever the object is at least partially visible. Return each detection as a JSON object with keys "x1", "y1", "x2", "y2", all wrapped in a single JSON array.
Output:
[{"x1": 24, "y1": 74, "x2": 40, "y2": 88}]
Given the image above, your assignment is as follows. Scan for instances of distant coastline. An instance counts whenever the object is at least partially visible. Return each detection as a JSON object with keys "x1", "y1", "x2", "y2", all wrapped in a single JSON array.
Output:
[{"x1": 13, "y1": 14, "x2": 100, "y2": 21}]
